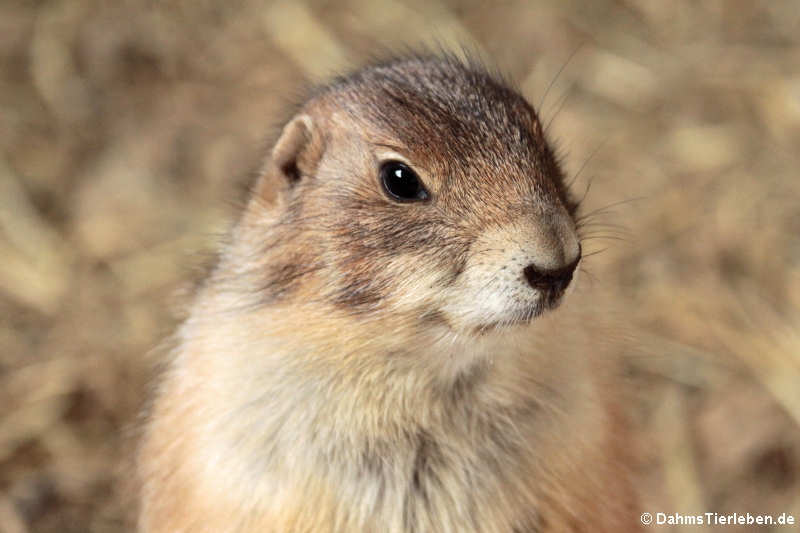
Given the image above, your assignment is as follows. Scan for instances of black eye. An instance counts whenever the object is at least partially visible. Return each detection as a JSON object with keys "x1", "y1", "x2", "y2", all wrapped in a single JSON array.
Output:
[{"x1": 380, "y1": 161, "x2": 429, "y2": 202}]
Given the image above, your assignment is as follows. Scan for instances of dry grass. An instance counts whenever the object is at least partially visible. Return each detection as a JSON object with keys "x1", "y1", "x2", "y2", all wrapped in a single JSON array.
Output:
[{"x1": 1, "y1": 1, "x2": 798, "y2": 531}]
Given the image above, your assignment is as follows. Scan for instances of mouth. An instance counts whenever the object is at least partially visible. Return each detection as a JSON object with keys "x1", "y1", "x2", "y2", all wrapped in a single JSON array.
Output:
[{"x1": 470, "y1": 302, "x2": 550, "y2": 335}]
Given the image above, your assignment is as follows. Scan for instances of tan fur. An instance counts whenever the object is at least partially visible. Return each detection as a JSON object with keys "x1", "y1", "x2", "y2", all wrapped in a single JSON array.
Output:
[{"x1": 138, "y1": 55, "x2": 640, "y2": 532}]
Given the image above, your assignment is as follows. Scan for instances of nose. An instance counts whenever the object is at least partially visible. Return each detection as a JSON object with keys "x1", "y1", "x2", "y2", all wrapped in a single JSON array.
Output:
[{"x1": 523, "y1": 249, "x2": 581, "y2": 295}]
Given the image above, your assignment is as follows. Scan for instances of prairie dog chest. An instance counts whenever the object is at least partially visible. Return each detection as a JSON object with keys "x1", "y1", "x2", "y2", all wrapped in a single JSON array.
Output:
[{"x1": 196, "y1": 341, "x2": 596, "y2": 533}]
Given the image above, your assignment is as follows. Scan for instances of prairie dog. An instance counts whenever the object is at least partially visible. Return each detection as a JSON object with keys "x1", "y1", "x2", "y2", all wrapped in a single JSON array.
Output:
[{"x1": 138, "y1": 55, "x2": 640, "y2": 532}]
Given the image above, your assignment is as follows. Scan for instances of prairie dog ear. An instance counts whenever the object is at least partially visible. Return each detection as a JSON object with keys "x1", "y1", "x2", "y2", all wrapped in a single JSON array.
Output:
[{"x1": 254, "y1": 114, "x2": 323, "y2": 204}]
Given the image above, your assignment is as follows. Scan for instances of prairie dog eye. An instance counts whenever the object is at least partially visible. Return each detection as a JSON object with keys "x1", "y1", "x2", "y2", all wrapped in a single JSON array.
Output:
[{"x1": 379, "y1": 161, "x2": 429, "y2": 202}]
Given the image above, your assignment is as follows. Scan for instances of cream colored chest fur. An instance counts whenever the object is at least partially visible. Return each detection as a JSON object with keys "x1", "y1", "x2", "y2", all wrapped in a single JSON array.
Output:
[{"x1": 139, "y1": 301, "x2": 636, "y2": 533}]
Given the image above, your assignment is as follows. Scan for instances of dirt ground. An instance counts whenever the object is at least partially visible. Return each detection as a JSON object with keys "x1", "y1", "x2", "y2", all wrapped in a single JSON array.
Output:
[{"x1": 0, "y1": 1, "x2": 798, "y2": 531}]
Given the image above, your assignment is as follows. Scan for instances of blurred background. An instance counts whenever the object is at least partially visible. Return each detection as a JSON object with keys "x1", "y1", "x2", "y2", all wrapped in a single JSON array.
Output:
[{"x1": 1, "y1": 0, "x2": 798, "y2": 531}]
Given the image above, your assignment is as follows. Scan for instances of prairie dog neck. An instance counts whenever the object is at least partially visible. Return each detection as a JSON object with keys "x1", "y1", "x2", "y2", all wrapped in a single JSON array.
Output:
[
  {"x1": 161, "y1": 297, "x2": 607, "y2": 531},
  {"x1": 182, "y1": 282, "x2": 587, "y2": 412}
]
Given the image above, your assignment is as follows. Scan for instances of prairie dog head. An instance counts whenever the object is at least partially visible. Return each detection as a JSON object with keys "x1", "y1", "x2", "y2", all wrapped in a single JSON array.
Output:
[{"x1": 238, "y1": 55, "x2": 580, "y2": 337}]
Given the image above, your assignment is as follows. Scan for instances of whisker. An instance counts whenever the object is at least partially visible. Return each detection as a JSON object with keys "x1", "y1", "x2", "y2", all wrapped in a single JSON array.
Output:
[
  {"x1": 578, "y1": 266, "x2": 598, "y2": 286},
  {"x1": 576, "y1": 220, "x2": 630, "y2": 231},
  {"x1": 538, "y1": 43, "x2": 584, "y2": 113},
  {"x1": 577, "y1": 225, "x2": 631, "y2": 235},
  {"x1": 567, "y1": 140, "x2": 607, "y2": 192},
  {"x1": 579, "y1": 235, "x2": 629, "y2": 243},
  {"x1": 543, "y1": 84, "x2": 574, "y2": 136},
  {"x1": 575, "y1": 175, "x2": 594, "y2": 208},
  {"x1": 577, "y1": 229, "x2": 632, "y2": 240},
  {"x1": 575, "y1": 196, "x2": 646, "y2": 223},
  {"x1": 581, "y1": 248, "x2": 609, "y2": 259}
]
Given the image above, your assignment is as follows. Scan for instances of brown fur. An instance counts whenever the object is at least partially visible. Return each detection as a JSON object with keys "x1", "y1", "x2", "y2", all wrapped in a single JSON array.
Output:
[{"x1": 138, "y1": 55, "x2": 640, "y2": 532}]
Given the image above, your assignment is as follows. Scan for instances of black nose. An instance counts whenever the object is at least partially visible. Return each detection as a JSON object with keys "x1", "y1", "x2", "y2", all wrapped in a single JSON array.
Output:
[{"x1": 523, "y1": 254, "x2": 581, "y2": 295}]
